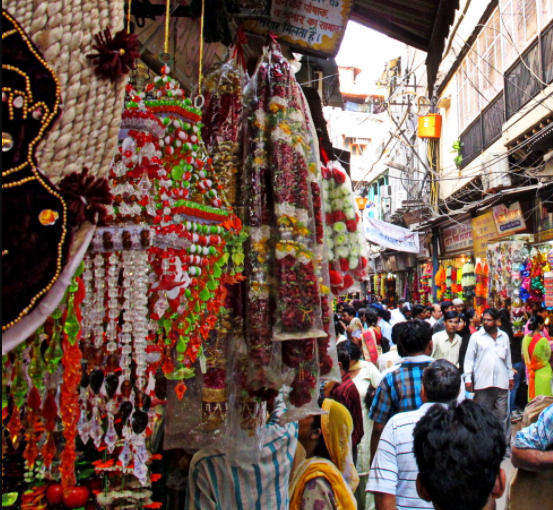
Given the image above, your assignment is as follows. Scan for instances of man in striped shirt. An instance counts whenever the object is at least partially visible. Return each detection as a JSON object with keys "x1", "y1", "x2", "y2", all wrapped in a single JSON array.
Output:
[
  {"x1": 369, "y1": 320, "x2": 435, "y2": 460},
  {"x1": 367, "y1": 360, "x2": 461, "y2": 510},
  {"x1": 186, "y1": 395, "x2": 298, "y2": 510}
]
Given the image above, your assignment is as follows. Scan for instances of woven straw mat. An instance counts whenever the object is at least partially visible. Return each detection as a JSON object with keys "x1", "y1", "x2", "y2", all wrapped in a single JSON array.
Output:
[{"x1": 4, "y1": 0, "x2": 126, "y2": 184}]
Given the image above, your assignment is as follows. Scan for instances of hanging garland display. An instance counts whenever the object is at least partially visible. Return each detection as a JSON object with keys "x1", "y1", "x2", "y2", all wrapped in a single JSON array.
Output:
[
  {"x1": 475, "y1": 259, "x2": 489, "y2": 316},
  {"x1": 321, "y1": 161, "x2": 369, "y2": 296},
  {"x1": 419, "y1": 262, "x2": 433, "y2": 305},
  {"x1": 2, "y1": 6, "x2": 348, "y2": 508},
  {"x1": 3, "y1": 64, "x2": 245, "y2": 509},
  {"x1": 242, "y1": 42, "x2": 339, "y2": 415}
]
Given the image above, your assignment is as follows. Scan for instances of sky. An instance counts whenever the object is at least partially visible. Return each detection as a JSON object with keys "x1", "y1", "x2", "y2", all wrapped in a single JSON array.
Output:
[{"x1": 336, "y1": 21, "x2": 405, "y2": 91}]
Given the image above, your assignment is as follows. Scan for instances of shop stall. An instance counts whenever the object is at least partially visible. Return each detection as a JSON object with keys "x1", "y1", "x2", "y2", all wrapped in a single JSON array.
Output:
[{"x1": 1, "y1": 0, "x2": 378, "y2": 508}]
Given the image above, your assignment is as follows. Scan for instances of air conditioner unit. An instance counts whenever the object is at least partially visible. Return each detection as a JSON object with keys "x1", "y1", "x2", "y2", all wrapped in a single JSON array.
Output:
[{"x1": 481, "y1": 152, "x2": 512, "y2": 191}]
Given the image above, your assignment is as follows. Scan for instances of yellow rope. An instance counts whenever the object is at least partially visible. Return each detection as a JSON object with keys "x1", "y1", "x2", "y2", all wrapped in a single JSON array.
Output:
[
  {"x1": 127, "y1": 0, "x2": 132, "y2": 33},
  {"x1": 164, "y1": 0, "x2": 171, "y2": 55},
  {"x1": 198, "y1": 0, "x2": 205, "y2": 91}
]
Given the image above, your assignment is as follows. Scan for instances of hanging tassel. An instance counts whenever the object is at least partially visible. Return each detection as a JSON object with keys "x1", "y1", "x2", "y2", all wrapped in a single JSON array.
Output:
[
  {"x1": 87, "y1": 28, "x2": 140, "y2": 80},
  {"x1": 59, "y1": 168, "x2": 112, "y2": 226}
]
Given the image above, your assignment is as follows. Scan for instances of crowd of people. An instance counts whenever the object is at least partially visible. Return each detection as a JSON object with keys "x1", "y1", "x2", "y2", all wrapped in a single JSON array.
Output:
[{"x1": 183, "y1": 298, "x2": 552, "y2": 510}]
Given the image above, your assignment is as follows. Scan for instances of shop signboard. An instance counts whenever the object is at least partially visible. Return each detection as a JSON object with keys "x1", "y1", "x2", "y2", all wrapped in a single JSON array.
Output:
[
  {"x1": 364, "y1": 215, "x2": 421, "y2": 254},
  {"x1": 493, "y1": 201, "x2": 526, "y2": 236},
  {"x1": 471, "y1": 212, "x2": 499, "y2": 259},
  {"x1": 244, "y1": 0, "x2": 353, "y2": 57},
  {"x1": 535, "y1": 197, "x2": 553, "y2": 243},
  {"x1": 442, "y1": 220, "x2": 473, "y2": 253}
]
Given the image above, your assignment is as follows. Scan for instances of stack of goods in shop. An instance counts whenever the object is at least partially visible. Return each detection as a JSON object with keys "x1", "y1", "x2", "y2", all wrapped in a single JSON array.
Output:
[
  {"x1": 3, "y1": 66, "x2": 245, "y2": 510},
  {"x1": 435, "y1": 265, "x2": 446, "y2": 301},
  {"x1": 434, "y1": 259, "x2": 476, "y2": 303},
  {"x1": 461, "y1": 260, "x2": 476, "y2": 301},
  {"x1": 545, "y1": 246, "x2": 553, "y2": 309},
  {"x1": 372, "y1": 274, "x2": 382, "y2": 300},
  {"x1": 474, "y1": 259, "x2": 490, "y2": 316},
  {"x1": 488, "y1": 242, "x2": 522, "y2": 302},
  {"x1": 321, "y1": 161, "x2": 369, "y2": 297},
  {"x1": 411, "y1": 271, "x2": 420, "y2": 304},
  {"x1": 419, "y1": 263, "x2": 433, "y2": 305},
  {"x1": 242, "y1": 42, "x2": 339, "y2": 420}
]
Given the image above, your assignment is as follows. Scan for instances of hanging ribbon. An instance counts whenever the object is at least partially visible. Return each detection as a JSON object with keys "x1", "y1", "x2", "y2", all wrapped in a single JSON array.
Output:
[
  {"x1": 195, "y1": 0, "x2": 206, "y2": 107},
  {"x1": 232, "y1": 26, "x2": 248, "y2": 71},
  {"x1": 164, "y1": 0, "x2": 171, "y2": 55},
  {"x1": 127, "y1": 0, "x2": 133, "y2": 33}
]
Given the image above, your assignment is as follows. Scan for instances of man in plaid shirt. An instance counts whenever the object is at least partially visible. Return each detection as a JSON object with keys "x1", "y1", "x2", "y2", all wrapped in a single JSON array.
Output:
[{"x1": 369, "y1": 320, "x2": 434, "y2": 459}]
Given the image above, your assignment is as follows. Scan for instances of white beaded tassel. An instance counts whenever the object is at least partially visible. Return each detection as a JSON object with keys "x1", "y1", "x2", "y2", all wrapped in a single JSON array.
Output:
[
  {"x1": 121, "y1": 251, "x2": 136, "y2": 382},
  {"x1": 105, "y1": 253, "x2": 121, "y2": 353},
  {"x1": 133, "y1": 251, "x2": 150, "y2": 391},
  {"x1": 80, "y1": 255, "x2": 94, "y2": 341},
  {"x1": 92, "y1": 254, "x2": 107, "y2": 348}
]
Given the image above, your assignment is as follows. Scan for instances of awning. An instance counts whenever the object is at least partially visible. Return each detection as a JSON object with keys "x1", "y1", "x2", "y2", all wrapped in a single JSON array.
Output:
[{"x1": 351, "y1": 0, "x2": 460, "y2": 93}]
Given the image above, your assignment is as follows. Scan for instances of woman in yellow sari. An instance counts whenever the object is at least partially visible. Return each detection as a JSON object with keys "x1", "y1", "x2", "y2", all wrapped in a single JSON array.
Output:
[
  {"x1": 290, "y1": 399, "x2": 359, "y2": 510},
  {"x1": 522, "y1": 315, "x2": 553, "y2": 399}
]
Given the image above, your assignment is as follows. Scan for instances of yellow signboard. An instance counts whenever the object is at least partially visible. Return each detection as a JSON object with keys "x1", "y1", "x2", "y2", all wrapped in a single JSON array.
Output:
[
  {"x1": 471, "y1": 212, "x2": 499, "y2": 259},
  {"x1": 244, "y1": 0, "x2": 353, "y2": 57}
]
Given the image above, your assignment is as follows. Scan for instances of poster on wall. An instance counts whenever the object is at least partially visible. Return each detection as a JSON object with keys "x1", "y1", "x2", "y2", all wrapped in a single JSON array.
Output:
[
  {"x1": 244, "y1": 0, "x2": 353, "y2": 57},
  {"x1": 493, "y1": 201, "x2": 526, "y2": 236},
  {"x1": 442, "y1": 220, "x2": 473, "y2": 253},
  {"x1": 471, "y1": 212, "x2": 499, "y2": 259}
]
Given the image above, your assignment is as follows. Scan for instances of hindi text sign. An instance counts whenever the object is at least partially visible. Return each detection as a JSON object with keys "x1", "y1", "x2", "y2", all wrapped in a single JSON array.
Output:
[
  {"x1": 245, "y1": 0, "x2": 352, "y2": 57},
  {"x1": 442, "y1": 221, "x2": 473, "y2": 253},
  {"x1": 471, "y1": 212, "x2": 499, "y2": 259}
]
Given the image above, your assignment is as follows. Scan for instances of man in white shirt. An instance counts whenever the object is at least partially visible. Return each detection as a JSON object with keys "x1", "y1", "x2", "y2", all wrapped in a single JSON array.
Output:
[
  {"x1": 432, "y1": 311, "x2": 461, "y2": 367},
  {"x1": 426, "y1": 303, "x2": 442, "y2": 328},
  {"x1": 390, "y1": 299, "x2": 412, "y2": 326},
  {"x1": 463, "y1": 308, "x2": 514, "y2": 454},
  {"x1": 368, "y1": 360, "x2": 461, "y2": 510}
]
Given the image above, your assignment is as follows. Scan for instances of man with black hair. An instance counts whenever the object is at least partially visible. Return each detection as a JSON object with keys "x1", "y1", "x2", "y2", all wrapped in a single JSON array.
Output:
[
  {"x1": 369, "y1": 320, "x2": 434, "y2": 460},
  {"x1": 412, "y1": 304, "x2": 427, "y2": 321},
  {"x1": 432, "y1": 301, "x2": 454, "y2": 335},
  {"x1": 424, "y1": 305, "x2": 434, "y2": 322},
  {"x1": 413, "y1": 400, "x2": 507, "y2": 510},
  {"x1": 329, "y1": 346, "x2": 364, "y2": 452},
  {"x1": 464, "y1": 308, "x2": 514, "y2": 454},
  {"x1": 368, "y1": 360, "x2": 462, "y2": 510},
  {"x1": 432, "y1": 311, "x2": 461, "y2": 367}
]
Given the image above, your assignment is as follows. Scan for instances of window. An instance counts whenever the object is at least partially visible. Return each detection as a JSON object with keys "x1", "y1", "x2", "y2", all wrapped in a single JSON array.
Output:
[
  {"x1": 351, "y1": 144, "x2": 366, "y2": 156},
  {"x1": 540, "y1": 0, "x2": 553, "y2": 29},
  {"x1": 457, "y1": 2, "x2": 552, "y2": 131},
  {"x1": 499, "y1": 0, "x2": 551, "y2": 69},
  {"x1": 345, "y1": 137, "x2": 371, "y2": 156},
  {"x1": 478, "y1": 9, "x2": 504, "y2": 103}
]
